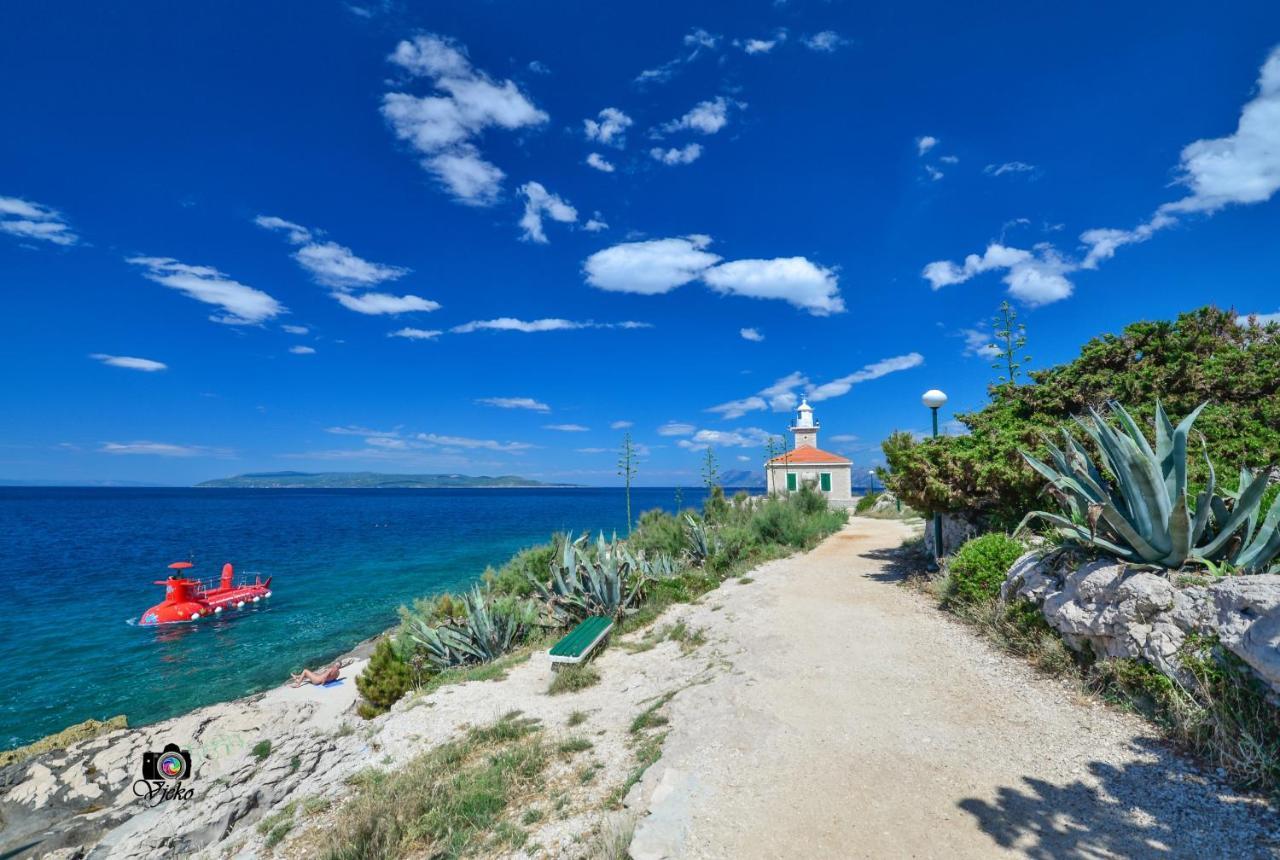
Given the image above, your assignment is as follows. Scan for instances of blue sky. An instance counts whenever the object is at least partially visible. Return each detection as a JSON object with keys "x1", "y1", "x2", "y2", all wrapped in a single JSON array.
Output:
[{"x1": 3, "y1": 1, "x2": 1279, "y2": 486}]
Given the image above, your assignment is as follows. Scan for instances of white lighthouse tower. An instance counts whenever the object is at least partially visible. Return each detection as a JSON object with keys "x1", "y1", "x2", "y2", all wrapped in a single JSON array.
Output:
[
  {"x1": 765, "y1": 397, "x2": 853, "y2": 502},
  {"x1": 790, "y1": 398, "x2": 819, "y2": 449}
]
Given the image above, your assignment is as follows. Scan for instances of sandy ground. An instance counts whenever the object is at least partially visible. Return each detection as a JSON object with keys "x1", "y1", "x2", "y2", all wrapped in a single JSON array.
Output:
[{"x1": 629, "y1": 518, "x2": 1280, "y2": 859}]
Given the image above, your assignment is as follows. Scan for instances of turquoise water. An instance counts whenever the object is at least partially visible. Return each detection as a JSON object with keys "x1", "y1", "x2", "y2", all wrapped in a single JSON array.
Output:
[{"x1": 0, "y1": 487, "x2": 709, "y2": 749}]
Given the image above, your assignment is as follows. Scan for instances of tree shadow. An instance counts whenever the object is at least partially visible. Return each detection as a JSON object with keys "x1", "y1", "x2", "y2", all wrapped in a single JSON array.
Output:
[
  {"x1": 859, "y1": 545, "x2": 931, "y2": 584},
  {"x1": 958, "y1": 737, "x2": 1279, "y2": 858}
]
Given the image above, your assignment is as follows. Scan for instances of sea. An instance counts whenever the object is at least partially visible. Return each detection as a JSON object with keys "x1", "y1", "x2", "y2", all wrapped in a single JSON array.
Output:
[{"x1": 0, "y1": 486, "x2": 718, "y2": 749}]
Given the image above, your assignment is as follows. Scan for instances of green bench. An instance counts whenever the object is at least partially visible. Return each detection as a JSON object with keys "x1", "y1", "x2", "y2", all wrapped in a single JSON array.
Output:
[{"x1": 549, "y1": 615, "x2": 613, "y2": 671}]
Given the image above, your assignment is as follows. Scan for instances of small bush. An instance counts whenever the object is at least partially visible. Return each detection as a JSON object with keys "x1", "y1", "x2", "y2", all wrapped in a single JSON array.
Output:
[
  {"x1": 855, "y1": 492, "x2": 881, "y2": 514},
  {"x1": 944, "y1": 533, "x2": 1025, "y2": 605},
  {"x1": 251, "y1": 739, "x2": 272, "y2": 762},
  {"x1": 356, "y1": 639, "x2": 412, "y2": 719},
  {"x1": 791, "y1": 485, "x2": 828, "y2": 516},
  {"x1": 630, "y1": 509, "x2": 689, "y2": 558},
  {"x1": 484, "y1": 543, "x2": 556, "y2": 597},
  {"x1": 708, "y1": 525, "x2": 756, "y2": 574},
  {"x1": 548, "y1": 664, "x2": 601, "y2": 695}
]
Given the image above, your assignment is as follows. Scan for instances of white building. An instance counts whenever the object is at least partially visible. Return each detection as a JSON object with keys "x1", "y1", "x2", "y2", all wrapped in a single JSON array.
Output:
[{"x1": 764, "y1": 399, "x2": 853, "y2": 502}]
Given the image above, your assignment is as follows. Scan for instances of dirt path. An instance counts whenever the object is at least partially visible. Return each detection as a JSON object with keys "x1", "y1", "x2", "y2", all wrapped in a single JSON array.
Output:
[{"x1": 629, "y1": 517, "x2": 1279, "y2": 859}]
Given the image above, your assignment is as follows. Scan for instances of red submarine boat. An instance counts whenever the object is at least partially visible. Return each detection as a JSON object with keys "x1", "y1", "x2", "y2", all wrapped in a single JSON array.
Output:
[{"x1": 139, "y1": 562, "x2": 273, "y2": 625}]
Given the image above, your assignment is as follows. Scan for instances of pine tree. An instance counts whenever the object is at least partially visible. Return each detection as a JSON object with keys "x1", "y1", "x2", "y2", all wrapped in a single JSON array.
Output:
[{"x1": 356, "y1": 638, "x2": 411, "y2": 719}]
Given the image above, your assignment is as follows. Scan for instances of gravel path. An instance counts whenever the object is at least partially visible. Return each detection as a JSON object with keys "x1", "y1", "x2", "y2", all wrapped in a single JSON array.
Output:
[{"x1": 629, "y1": 517, "x2": 1280, "y2": 859}]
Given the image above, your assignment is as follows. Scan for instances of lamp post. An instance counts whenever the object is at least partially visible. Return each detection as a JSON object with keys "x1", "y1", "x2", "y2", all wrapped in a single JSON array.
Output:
[
  {"x1": 921, "y1": 389, "x2": 948, "y2": 572},
  {"x1": 867, "y1": 469, "x2": 877, "y2": 493}
]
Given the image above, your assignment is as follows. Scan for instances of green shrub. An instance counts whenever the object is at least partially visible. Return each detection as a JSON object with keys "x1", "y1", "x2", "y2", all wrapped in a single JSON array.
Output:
[
  {"x1": 356, "y1": 639, "x2": 412, "y2": 719},
  {"x1": 630, "y1": 509, "x2": 689, "y2": 558},
  {"x1": 708, "y1": 525, "x2": 756, "y2": 574},
  {"x1": 855, "y1": 491, "x2": 881, "y2": 514},
  {"x1": 882, "y1": 307, "x2": 1280, "y2": 528},
  {"x1": 251, "y1": 739, "x2": 272, "y2": 762},
  {"x1": 791, "y1": 485, "x2": 827, "y2": 516},
  {"x1": 945, "y1": 533, "x2": 1026, "y2": 605},
  {"x1": 484, "y1": 543, "x2": 556, "y2": 597}
]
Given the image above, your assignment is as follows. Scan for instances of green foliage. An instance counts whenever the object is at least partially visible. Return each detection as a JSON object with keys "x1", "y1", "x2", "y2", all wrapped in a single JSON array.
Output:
[
  {"x1": 701, "y1": 447, "x2": 719, "y2": 489},
  {"x1": 619, "y1": 432, "x2": 638, "y2": 537},
  {"x1": 530, "y1": 533, "x2": 650, "y2": 625},
  {"x1": 547, "y1": 664, "x2": 601, "y2": 695},
  {"x1": 855, "y1": 491, "x2": 881, "y2": 514},
  {"x1": 324, "y1": 713, "x2": 546, "y2": 860},
  {"x1": 791, "y1": 484, "x2": 827, "y2": 516},
  {"x1": 683, "y1": 514, "x2": 717, "y2": 565},
  {"x1": 991, "y1": 299, "x2": 1030, "y2": 385},
  {"x1": 882, "y1": 307, "x2": 1280, "y2": 528},
  {"x1": 702, "y1": 485, "x2": 731, "y2": 522},
  {"x1": 401, "y1": 587, "x2": 538, "y2": 672},
  {"x1": 356, "y1": 639, "x2": 412, "y2": 719},
  {"x1": 250, "y1": 739, "x2": 272, "y2": 762},
  {"x1": 482, "y1": 543, "x2": 557, "y2": 598},
  {"x1": 1018, "y1": 401, "x2": 1279, "y2": 571},
  {"x1": 945, "y1": 533, "x2": 1026, "y2": 605},
  {"x1": 708, "y1": 525, "x2": 756, "y2": 574},
  {"x1": 630, "y1": 508, "x2": 689, "y2": 558}
]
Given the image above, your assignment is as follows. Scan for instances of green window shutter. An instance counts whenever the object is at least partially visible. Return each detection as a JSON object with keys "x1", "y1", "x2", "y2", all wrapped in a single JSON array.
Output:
[
  {"x1": 820, "y1": 472, "x2": 831, "y2": 492},
  {"x1": 786, "y1": 473, "x2": 797, "y2": 491}
]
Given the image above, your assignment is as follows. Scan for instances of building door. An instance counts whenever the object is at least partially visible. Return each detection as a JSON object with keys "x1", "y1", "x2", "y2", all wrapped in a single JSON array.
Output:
[
  {"x1": 820, "y1": 472, "x2": 831, "y2": 492},
  {"x1": 786, "y1": 473, "x2": 797, "y2": 492}
]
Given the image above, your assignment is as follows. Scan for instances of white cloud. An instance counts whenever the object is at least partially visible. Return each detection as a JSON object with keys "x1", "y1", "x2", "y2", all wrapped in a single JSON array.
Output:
[
  {"x1": 382, "y1": 33, "x2": 548, "y2": 205},
  {"x1": 662, "y1": 97, "x2": 737, "y2": 135},
  {"x1": 1162, "y1": 46, "x2": 1280, "y2": 215},
  {"x1": 585, "y1": 153, "x2": 615, "y2": 173},
  {"x1": 702, "y1": 257, "x2": 844, "y2": 315},
  {"x1": 939, "y1": 155, "x2": 960, "y2": 164},
  {"x1": 677, "y1": 427, "x2": 771, "y2": 451},
  {"x1": 916, "y1": 136, "x2": 938, "y2": 156},
  {"x1": 684, "y1": 28, "x2": 719, "y2": 51},
  {"x1": 806, "y1": 353, "x2": 925, "y2": 401},
  {"x1": 585, "y1": 235, "x2": 720, "y2": 294},
  {"x1": 334, "y1": 292, "x2": 441, "y2": 315},
  {"x1": 803, "y1": 31, "x2": 846, "y2": 52},
  {"x1": 610, "y1": 420, "x2": 633, "y2": 430},
  {"x1": 289, "y1": 345, "x2": 316, "y2": 355},
  {"x1": 101, "y1": 441, "x2": 214, "y2": 457},
  {"x1": 926, "y1": 46, "x2": 1280, "y2": 305},
  {"x1": 583, "y1": 214, "x2": 609, "y2": 232},
  {"x1": 127, "y1": 256, "x2": 284, "y2": 325},
  {"x1": 657, "y1": 421, "x2": 696, "y2": 436},
  {"x1": 740, "y1": 31, "x2": 787, "y2": 54},
  {"x1": 583, "y1": 108, "x2": 632, "y2": 147},
  {"x1": 417, "y1": 432, "x2": 532, "y2": 452},
  {"x1": 922, "y1": 242, "x2": 1075, "y2": 306},
  {"x1": 478, "y1": 396, "x2": 550, "y2": 412},
  {"x1": 0, "y1": 195, "x2": 78, "y2": 246},
  {"x1": 1238, "y1": 311, "x2": 1280, "y2": 326},
  {"x1": 708, "y1": 358, "x2": 920, "y2": 419},
  {"x1": 256, "y1": 214, "x2": 410, "y2": 290},
  {"x1": 984, "y1": 161, "x2": 1036, "y2": 177},
  {"x1": 389, "y1": 327, "x2": 442, "y2": 340},
  {"x1": 650, "y1": 143, "x2": 703, "y2": 165},
  {"x1": 451, "y1": 317, "x2": 650, "y2": 334},
  {"x1": 90, "y1": 354, "x2": 167, "y2": 372},
  {"x1": 740, "y1": 327, "x2": 764, "y2": 342},
  {"x1": 960, "y1": 328, "x2": 1000, "y2": 359},
  {"x1": 518, "y1": 181, "x2": 577, "y2": 243},
  {"x1": 281, "y1": 324, "x2": 310, "y2": 335},
  {"x1": 585, "y1": 235, "x2": 843, "y2": 315},
  {"x1": 924, "y1": 165, "x2": 944, "y2": 181},
  {"x1": 544, "y1": 423, "x2": 589, "y2": 432}
]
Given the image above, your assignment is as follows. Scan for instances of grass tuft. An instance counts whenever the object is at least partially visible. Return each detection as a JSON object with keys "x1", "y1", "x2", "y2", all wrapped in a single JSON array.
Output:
[{"x1": 548, "y1": 664, "x2": 601, "y2": 695}]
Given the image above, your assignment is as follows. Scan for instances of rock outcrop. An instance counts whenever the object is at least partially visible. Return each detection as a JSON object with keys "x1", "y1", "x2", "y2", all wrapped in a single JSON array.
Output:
[{"x1": 1003, "y1": 551, "x2": 1280, "y2": 694}]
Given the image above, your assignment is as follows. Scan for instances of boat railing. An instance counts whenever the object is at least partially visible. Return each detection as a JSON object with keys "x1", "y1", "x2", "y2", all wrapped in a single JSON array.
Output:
[{"x1": 192, "y1": 574, "x2": 266, "y2": 596}]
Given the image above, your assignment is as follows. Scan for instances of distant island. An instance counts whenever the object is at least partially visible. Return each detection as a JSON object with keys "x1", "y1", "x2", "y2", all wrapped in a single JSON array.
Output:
[{"x1": 196, "y1": 471, "x2": 577, "y2": 489}]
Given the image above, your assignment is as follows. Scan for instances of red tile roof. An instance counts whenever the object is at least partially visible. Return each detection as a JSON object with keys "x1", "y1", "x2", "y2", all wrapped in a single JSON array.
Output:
[{"x1": 766, "y1": 446, "x2": 851, "y2": 465}]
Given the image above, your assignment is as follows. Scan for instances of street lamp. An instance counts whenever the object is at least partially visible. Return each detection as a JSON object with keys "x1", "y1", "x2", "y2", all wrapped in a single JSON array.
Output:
[
  {"x1": 867, "y1": 469, "x2": 877, "y2": 492},
  {"x1": 921, "y1": 389, "x2": 948, "y2": 571}
]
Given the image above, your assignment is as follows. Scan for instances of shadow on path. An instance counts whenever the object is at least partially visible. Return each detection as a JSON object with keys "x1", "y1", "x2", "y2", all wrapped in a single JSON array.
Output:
[{"x1": 959, "y1": 737, "x2": 1279, "y2": 859}]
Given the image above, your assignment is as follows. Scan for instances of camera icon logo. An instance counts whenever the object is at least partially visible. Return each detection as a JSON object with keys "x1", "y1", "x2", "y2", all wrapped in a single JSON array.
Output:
[{"x1": 141, "y1": 743, "x2": 192, "y2": 781}]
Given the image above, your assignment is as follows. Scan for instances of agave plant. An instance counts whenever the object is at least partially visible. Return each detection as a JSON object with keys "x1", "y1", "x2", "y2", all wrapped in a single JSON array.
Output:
[
  {"x1": 684, "y1": 514, "x2": 719, "y2": 566},
  {"x1": 1017, "y1": 400, "x2": 1280, "y2": 571},
  {"x1": 639, "y1": 551, "x2": 680, "y2": 581},
  {"x1": 529, "y1": 532, "x2": 649, "y2": 624},
  {"x1": 401, "y1": 586, "x2": 537, "y2": 671}
]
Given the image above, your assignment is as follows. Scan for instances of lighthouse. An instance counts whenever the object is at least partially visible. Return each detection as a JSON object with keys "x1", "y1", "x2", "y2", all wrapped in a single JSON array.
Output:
[{"x1": 765, "y1": 399, "x2": 853, "y2": 502}]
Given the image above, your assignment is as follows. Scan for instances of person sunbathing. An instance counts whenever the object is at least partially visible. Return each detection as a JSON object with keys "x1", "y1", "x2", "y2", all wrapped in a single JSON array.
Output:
[{"x1": 289, "y1": 660, "x2": 345, "y2": 687}]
